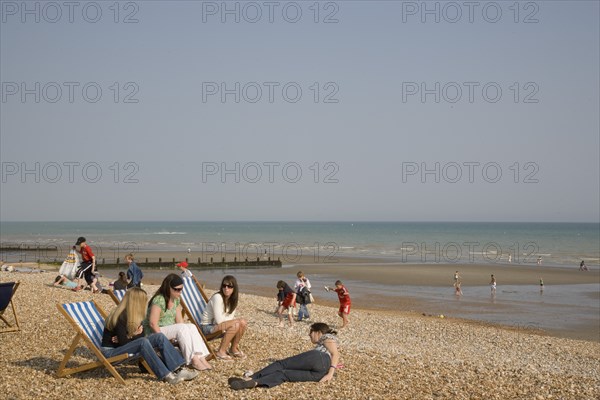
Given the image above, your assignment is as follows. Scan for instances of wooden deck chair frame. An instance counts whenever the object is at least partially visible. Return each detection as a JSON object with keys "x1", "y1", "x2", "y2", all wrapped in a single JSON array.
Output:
[
  {"x1": 180, "y1": 275, "x2": 222, "y2": 358},
  {"x1": 108, "y1": 289, "x2": 126, "y2": 305},
  {"x1": 0, "y1": 281, "x2": 20, "y2": 333},
  {"x1": 56, "y1": 300, "x2": 154, "y2": 384}
]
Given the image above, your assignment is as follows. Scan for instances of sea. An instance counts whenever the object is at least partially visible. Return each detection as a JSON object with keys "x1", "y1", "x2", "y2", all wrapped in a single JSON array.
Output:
[
  {"x1": 0, "y1": 221, "x2": 598, "y2": 267},
  {"x1": 1, "y1": 221, "x2": 599, "y2": 340}
]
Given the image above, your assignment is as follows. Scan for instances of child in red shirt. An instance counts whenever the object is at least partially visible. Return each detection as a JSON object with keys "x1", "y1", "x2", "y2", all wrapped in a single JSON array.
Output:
[
  {"x1": 276, "y1": 281, "x2": 296, "y2": 327},
  {"x1": 325, "y1": 280, "x2": 350, "y2": 328}
]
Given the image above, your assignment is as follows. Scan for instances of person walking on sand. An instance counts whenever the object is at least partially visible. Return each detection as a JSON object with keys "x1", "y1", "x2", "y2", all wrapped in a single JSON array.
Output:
[
  {"x1": 324, "y1": 280, "x2": 351, "y2": 329},
  {"x1": 490, "y1": 274, "x2": 497, "y2": 294},
  {"x1": 579, "y1": 260, "x2": 588, "y2": 271},
  {"x1": 537, "y1": 256, "x2": 542, "y2": 266},
  {"x1": 126, "y1": 253, "x2": 143, "y2": 288},
  {"x1": 453, "y1": 271, "x2": 460, "y2": 285},
  {"x1": 276, "y1": 281, "x2": 296, "y2": 327},
  {"x1": 539, "y1": 277, "x2": 544, "y2": 292}
]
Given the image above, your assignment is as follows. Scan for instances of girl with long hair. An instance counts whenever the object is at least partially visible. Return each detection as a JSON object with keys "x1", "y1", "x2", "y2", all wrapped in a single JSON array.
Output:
[
  {"x1": 101, "y1": 288, "x2": 198, "y2": 384},
  {"x1": 145, "y1": 274, "x2": 212, "y2": 371},
  {"x1": 200, "y1": 275, "x2": 248, "y2": 361}
]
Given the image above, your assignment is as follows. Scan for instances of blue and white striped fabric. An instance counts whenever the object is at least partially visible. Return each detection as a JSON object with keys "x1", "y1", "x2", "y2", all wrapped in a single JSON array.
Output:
[
  {"x1": 181, "y1": 277, "x2": 207, "y2": 326},
  {"x1": 62, "y1": 301, "x2": 104, "y2": 349},
  {"x1": 112, "y1": 290, "x2": 126, "y2": 303}
]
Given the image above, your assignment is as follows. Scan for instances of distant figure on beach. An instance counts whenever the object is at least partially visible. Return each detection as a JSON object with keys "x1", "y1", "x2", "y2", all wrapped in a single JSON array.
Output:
[
  {"x1": 537, "y1": 256, "x2": 542, "y2": 266},
  {"x1": 325, "y1": 280, "x2": 351, "y2": 329},
  {"x1": 263, "y1": 250, "x2": 268, "y2": 260},
  {"x1": 508, "y1": 254, "x2": 512, "y2": 263},
  {"x1": 490, "y1": 274, "x2": 497, "y2": 294},
  {"x1": 579, "y1": 260, "x2": 588, "y2": 271},
  {"x1": 454, "y1": 281, "x2": 463, "y2": 296},
  {"x1": 144, "y1": 274, "x2": 212, "y2": 371},
  {"x1": 126, "y1": 253, "x2": 143, "y2": 288},
  {"x1": 75, "y1": 237, "x2": 99, "y2": 294},
  {"x1": 102, "y1": 287, "x2": 198, "y2": 384},
  {"x1": 177, "y1": 261, "x2": 193, "y2": 278},
  {"x1": 453, "y1": 271, "x2": 461, "y2": 294},
  {"x1": 201, "y1": 275, "x2": 248, "y2": 361},
  {"x1": 228, "y1": 322, "x2": 340, "y2": 390},
  {"x1": 276, "y1": 281, "x2": 296, "y2": 327},
  {"x1": 539, "y1": 277, "x2": 544, "y2": 292},
  {"x1": 113, "y1": 272, "x2": 128, "y2": 291},
  {"x1": 188, "y1": 248, "x2": 191, "y2": 254},
  {"x1": 54, "y1": 274, "x2": 80, "y2": 290},
  {"x1": 295, "y1": 271, "x2": 312, "y2": 321}
]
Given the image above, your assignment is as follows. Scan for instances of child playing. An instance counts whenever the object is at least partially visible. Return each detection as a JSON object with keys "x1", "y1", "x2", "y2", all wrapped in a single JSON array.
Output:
[
  {"x1": 294, "y1": 271, "x2": 312, "y2": 321},
  {"x1": 276, "y1": 281, "x2": 296, "y2": 327},
  {"x1": 324, "y1": 280, "x2": 351, "y2": 329}
]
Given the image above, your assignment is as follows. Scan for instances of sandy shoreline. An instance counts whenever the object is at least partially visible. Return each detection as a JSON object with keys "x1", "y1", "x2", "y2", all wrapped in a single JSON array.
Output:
[
  {"x1": 1, "y1": 271, "x2": 599, "y2": 399},
  {"x1": 13, "y1": 257, "x2": 599, "y2": 342}
]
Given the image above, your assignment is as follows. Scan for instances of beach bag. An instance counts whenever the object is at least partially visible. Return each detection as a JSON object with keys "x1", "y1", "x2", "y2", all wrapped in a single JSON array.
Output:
[
  {"x1": 298, "y1": 287, "x2": 311, "y2": 305},
  {"x1": 59, "y1": 249, "x2": 80, "y2": 280}
]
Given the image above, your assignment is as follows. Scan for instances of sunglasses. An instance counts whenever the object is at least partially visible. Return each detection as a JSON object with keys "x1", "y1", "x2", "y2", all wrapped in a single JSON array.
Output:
[
  {"x1": 222, "y1": 284, "x2": 234, "y2": 289},
  {"x1": 171, "y1": 287, "x2": 183, "y2": 292}
]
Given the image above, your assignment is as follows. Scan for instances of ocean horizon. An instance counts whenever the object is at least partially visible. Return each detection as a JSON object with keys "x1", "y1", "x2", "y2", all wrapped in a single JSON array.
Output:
[{"x1": 1, "y1": 221, "x2": 598, "y2": 267}]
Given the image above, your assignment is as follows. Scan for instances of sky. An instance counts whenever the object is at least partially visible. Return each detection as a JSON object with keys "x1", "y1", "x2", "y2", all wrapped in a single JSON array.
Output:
[{"x1": 0, "y1": 0, "x2": 599, "y2": 222}]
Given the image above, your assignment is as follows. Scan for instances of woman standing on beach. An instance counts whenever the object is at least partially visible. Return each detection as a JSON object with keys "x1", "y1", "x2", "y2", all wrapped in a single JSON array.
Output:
[
  {"x1": 144, "y1": 274, "x2": 212, "y2": 371},
  {"x1": 228, "y1": 322, "x2": 340, "y2": 390},
  {"x1": 102, "y1": 288, "x2": 198, "y2": 384},
  {"x1": 201, "y1": 275, "x2": 248, "y2": 361}
]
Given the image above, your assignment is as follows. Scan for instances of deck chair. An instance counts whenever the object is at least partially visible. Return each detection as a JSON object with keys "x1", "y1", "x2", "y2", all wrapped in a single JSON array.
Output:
[
  {"x1": 56, "y1": 300, "x2": 153, "y2": 384},
  {"x1": 108, "y1": 289, "x2": 126, "y2": 305},
  {"x1": 0, "y1": 281, "x2": 20, "y2": 333},
  {"x1": 180, "y1": 276, "x2": 221, "y2": 356}
]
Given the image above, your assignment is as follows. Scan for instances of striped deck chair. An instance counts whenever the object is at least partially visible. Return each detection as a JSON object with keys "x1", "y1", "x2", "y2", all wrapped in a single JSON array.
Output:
[
  {"x1": 0, "y1": 281, "x2": 20, "y2": 333},
  {"x1": 56, "y1": 300, "x2": 153, "y2": 384},
  {"x1": 180, "y1": 276, "x2": 221, "y2": 356},
  {"x1": 108, "y1": 289, "x2": 126, "y2": 305}
]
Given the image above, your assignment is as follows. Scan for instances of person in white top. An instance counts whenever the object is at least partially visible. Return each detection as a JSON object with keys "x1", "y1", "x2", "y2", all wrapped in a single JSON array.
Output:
[
  {"x1": 294, "y1": 271, "x2": 312, "y2": 321},
  {"x1": 200, "y1": 275, "x2": 248, "y2": 361}
]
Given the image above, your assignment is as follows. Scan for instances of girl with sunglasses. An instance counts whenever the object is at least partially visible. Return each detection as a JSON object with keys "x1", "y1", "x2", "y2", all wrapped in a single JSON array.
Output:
[
  {"x1": 102, "y1": 288, "x2": 198, "y2": 384},
  {"x1": 200, "y1": 275, "x2": 248, "y2": 361},
  {"x1": 144, "y1": 274, "x2": 212, "y2": 371}
]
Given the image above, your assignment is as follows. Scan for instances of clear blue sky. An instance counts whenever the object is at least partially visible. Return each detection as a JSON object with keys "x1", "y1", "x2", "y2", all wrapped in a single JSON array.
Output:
[{"x1": 1, "y1": 1, "x2": 598, "y2": 222}]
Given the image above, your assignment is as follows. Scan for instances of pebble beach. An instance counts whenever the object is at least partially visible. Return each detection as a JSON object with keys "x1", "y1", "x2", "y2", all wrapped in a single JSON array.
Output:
[{"x1": 1, "y1": 270, "x2": 599, "y2": 400}]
